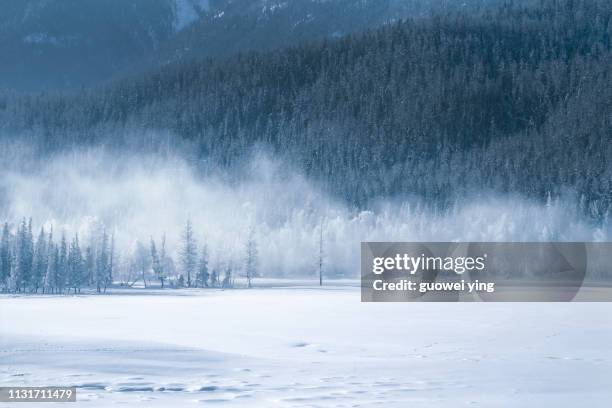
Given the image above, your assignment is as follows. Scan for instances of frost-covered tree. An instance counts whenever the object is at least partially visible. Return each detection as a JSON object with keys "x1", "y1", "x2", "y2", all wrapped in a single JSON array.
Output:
[
  {"x1": 134, "y1": 241, "x2": 150, "y2": 288},
  {"x1": 106, "y1": 233, "x2": 115, "y2": 291},
  {"x1": 159, "y1": 234, "x2": 168, "y2": 287},
  {"x1": 150, "y1": 236, "x2": 166, "y2": 288},
  {"x1": 84, "y1": 246, "x2": 95, "y2": 291},
  {"x1": 68, "y1": 235, "x2": 83, "y2": 293},
  {"x1": 31, "y1": 227, "x2": 48, "y2": 293},
  {"x1": 0, "y1": 223, "x2": 12, "y2": 291},
  {"x1": 43, "y1": 229, "x2": 55, "y2": 293},
  {"x1": 222, "y1": 262, "x2": 234, "y2": 288},
  {"x1": 95, "y1": 231, "x2": 109, "y2": 292},
  {"x1": 45, "y1": 245, "x2": 59, "y2": 294},
  {"x1": 180, "y1": 219, "x2": 197, "y2": 288},
  {"x1": 56, "y1": 234, "x2": 68, "y2": 294},
  {"x1": 14, "y1": 218, "x2": 33, "y2": 292},
  {"x1": 318, "y1": 219, "x2": 324, "y2": 286},
  {"x1": 196, "y1": 244, "x2": 209, "y2": 288},
  {"x1": 210, "y1": 267, "x2": 219, "y2": 288},
  {"x1": 244, "y1": 231, "x2": 257, "y2": 288}
]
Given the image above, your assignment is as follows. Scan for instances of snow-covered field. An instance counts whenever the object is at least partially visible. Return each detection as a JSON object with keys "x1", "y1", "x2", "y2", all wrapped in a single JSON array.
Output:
[{"x1": 1, "y1": 285, "x2": 612, "y2": 407}]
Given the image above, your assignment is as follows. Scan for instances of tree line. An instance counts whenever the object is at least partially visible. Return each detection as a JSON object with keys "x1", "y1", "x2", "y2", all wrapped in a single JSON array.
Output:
[{"x1": 0, "y1": 219, "x2": 259, "y2": 294}]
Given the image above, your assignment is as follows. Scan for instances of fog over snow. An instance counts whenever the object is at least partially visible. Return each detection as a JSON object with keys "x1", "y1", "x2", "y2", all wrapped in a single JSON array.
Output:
[{"x1": 0, "y1": 145, "x2": 608, "y2": 277}]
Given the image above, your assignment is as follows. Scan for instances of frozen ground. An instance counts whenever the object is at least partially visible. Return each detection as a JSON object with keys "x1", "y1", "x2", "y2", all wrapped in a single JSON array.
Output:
[{"x1": 1, "y1": 285, "x2": 612, "y2": 407}]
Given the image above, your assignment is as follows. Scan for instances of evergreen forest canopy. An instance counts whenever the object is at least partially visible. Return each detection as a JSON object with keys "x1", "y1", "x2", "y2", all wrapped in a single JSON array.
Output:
[{"x1": 0, "y1": 0, "x2": 610, "y2": 222}]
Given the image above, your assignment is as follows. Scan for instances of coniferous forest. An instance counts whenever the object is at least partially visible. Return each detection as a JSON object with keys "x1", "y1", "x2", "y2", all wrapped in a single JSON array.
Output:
[
  {"x1": 0, "y1": 217, "x2": 243, "y2": 293},
  {"x1": 0, "y1": 0, "x2": 611, "y2": 291},
  {"x1": 2, "y1": 0, "x2": 610, "y2": 214}
]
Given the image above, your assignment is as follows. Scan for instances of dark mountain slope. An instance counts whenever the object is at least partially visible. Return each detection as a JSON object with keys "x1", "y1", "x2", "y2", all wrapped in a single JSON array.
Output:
[
  {"x1": 0, "y1": 0, "x2": 183, "y2": 91},
  {"x1": 1, "y1": 0, "x2": 610, "y2": 219},
  {"x1": 154, "y1": 0, "x2": 509, "y2": 66},
  {"x1": 0, "y1": 0, "x2": 509, "y2": 91}
]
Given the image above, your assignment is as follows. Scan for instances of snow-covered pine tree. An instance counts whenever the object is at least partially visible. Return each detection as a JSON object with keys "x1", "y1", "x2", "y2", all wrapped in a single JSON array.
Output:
[
  {"x1": 43, "y1": 229, "x2": 55, "y2": 294},
  {"x1": 0, "y1": 222, "x2": 12, "y2": 291},
  {"x1": 25, "y1": 219, "x2": 34, "y2": 290},
  {"x1": 14, "y1": 218, "x2": 33, "y2": 292},
  {"x1": 57, "y1": 234, "x2": 68, "y2": 294},
  {"x1": 105, "y1": 233, "x2": 115, "y2": 292},
  {"x1": 150, "y1": 237, "x2": 166, "y2": 288},
  {"x1": 222, "y1": 262, "x2": 233, "y2": 288},
  {"x1": 32, "y1": 227, "x2": 48, "y2": 293},
  {"x1": 159, "y1": 234, "x2": 166, "y2": 288},
  {"x1": 47, "y1": 245, "x2": 59, "y2": 294},
  {"x1": 210, "y1": 267, "x2": 219, "y2": 288},
  {"x1": 85, "y1": 246, "x2": 95, "y2": 291},
  {"x1": 197, "y1": 244, "x2": 209, "y2": 288},
  {"x1": 318, "y1": 218, "x2": 325, "y2": 286},
  {"x1": 68, "y1": 235, "x2": 83, "y2": 293},
  {"x1": 180, "y1": 219, "x2": 197, "y2": 288},
  {"x1": 134, "y1": 241, "x2": 150, "y2": 288},
  {"x1": 96, "y1": 231, "x2": 109, "y2": 292},
  {"x1": 244, "y1": 230, "x2": 257, "y2": 288}
]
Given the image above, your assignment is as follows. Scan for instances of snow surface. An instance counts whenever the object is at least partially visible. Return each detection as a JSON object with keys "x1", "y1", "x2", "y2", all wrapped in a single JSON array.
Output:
[{"x1": 1, "y1": 286, "x2": 612, "y2": 407}]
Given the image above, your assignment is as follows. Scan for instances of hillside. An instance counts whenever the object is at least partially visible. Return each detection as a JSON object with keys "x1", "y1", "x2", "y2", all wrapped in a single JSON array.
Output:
[
  {"x1": 0, "y1": 0, "x2": 506, "y2": 91},
  {"x1": 153, "y1": 0, "x2": 507, "y2": 66},
  {"x1": 1, "y1": 0, "x2": 610, "y2": 220},
  {"x1": 0, "y1": 0, "x2": 181, "y2": 90}
]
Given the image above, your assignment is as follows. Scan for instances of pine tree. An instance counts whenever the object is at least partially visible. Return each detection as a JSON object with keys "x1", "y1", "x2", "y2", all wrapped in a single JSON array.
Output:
[
  {"x1": 159, "y1": 234, "x2": 166, "y2": 285},
  {"x1": 14, "y1": 218, "x2": 33, "y2": 292},
  {"x1": 0, "y1": 223, "x2": 12, "y2": 291},
  {"x1": 318, "y1": 218, "x2": 324, "y2": 286},
  {"x1": 180, "y1": 219, "x2": 197, "y2": 288},
  {"x1": 106, "y1": 233, "x2": 115, "y2": 292},
  {"x1": 197, "y1": 244, "x2": 209, "y2": 288},
  {"x1": 244, "y1": 230, "x2": 257, "y2": 288},
  {"x1": 222, "y1": 262, "x2": 233, "y2": 288},
  {"x1": 32, "y1": 227, "x2": 48, "y2": 293},
  {"x1": 134, "y1": 241, "x2": 150, "y2": 288},
  {"x1": 57, "y1": 234, "x2": 68, "y2": 294},
  {"x1": 210, "y1": 268, "x2": 219, "y2": 288},
  {"x1": 96, "y1": 231, "x2": 109, "y2": 292},
  {"x1": 85, "y1": 246, "x2": 95, "y2": 291},
  {"x1": 68, "y1": 235, "x2": 83, "y2": 293},
  {"x1": 43, "y1": 229, "x2": 55, "y2": 294},
  {"x1": 26, "y1": 219, "x2": 33, "y2": 290},
  {"x1": 150, "y1": 237, "x2": 166, "y2": 288},
  {"x1": 46, "y1": 245, "x2": 59, "y2": 294}
]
